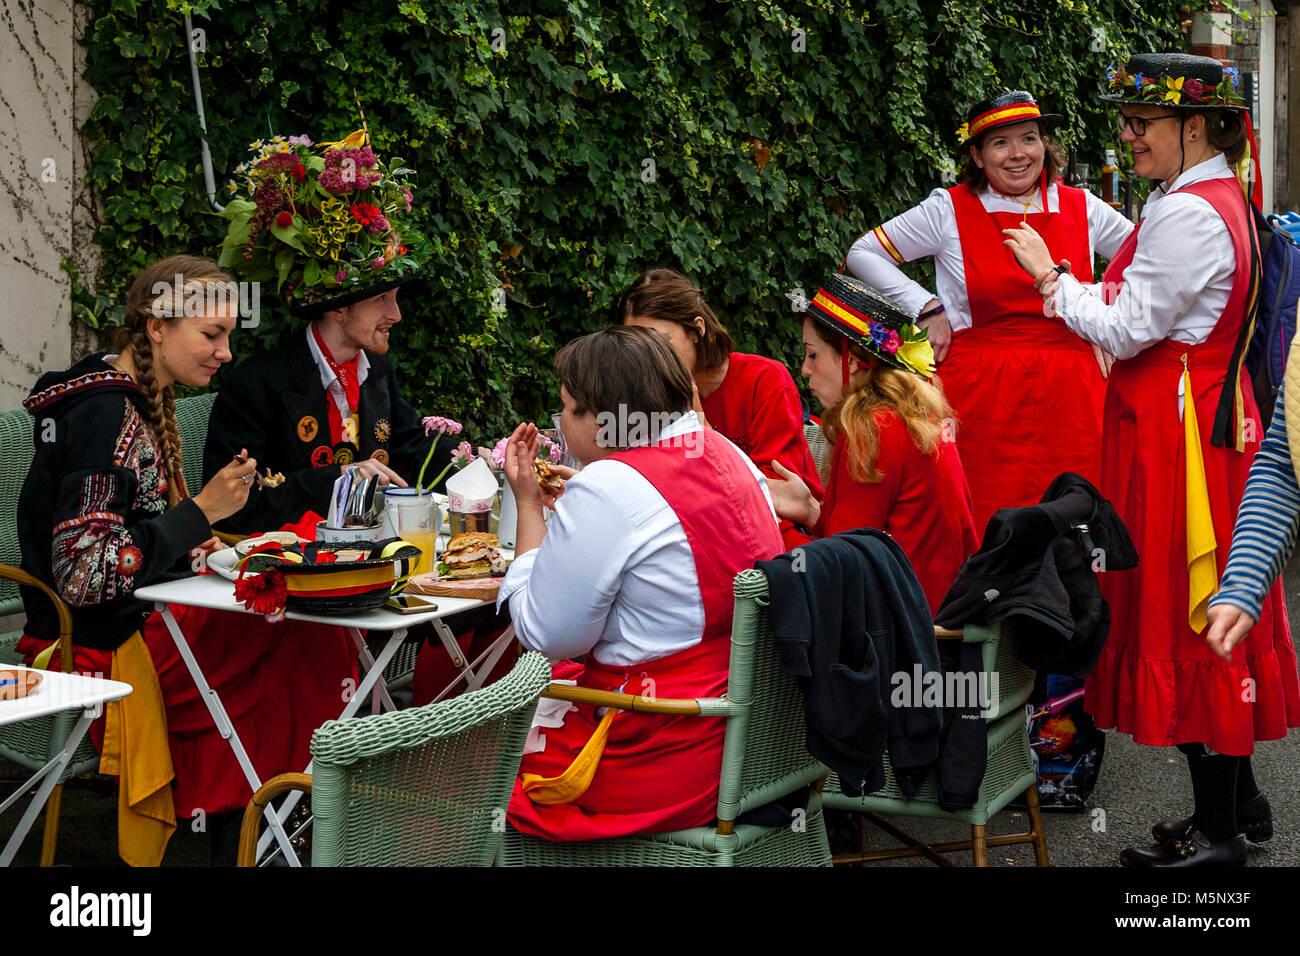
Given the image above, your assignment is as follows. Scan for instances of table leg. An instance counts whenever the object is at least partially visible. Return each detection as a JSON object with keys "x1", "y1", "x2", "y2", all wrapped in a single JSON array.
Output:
[
  {"x1": 429, "y1": 625, "x2": 516, "y2": 703},
  {"x1": 254, "y1": 626, "x2": 408, "y2": 863},
  {"x1": 347, "y1": 627, "x2": 398, "y2": 714},
  {"x1": 0, "y1": 710, "x2": 94, "y2": 867},
  {"x1": 157, "y1": 602, "x2": 301, "y2": 866}
]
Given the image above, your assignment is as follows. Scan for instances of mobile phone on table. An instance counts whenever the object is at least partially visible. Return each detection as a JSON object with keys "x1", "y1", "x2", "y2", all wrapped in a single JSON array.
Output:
[{"x1": 387, "y1": 595, "x2": 439, "y2": 614}]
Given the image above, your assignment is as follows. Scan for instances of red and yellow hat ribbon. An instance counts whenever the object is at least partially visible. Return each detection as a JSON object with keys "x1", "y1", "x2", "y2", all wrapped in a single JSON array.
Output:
[{"x1": 968, "y1": 102, "x2": 1042, "y2": 139}]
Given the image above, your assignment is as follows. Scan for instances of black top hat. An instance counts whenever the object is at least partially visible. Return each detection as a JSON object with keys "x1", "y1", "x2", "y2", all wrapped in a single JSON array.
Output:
[
  {"x1": 1103, "y1": 53, "x2": 1245, "y2": 110},
  {"x1": 806, "y1": 274, "x2": 934, "y2": 378},
  {"x1": 958, "y1": 91, "x2": 1063, "y2": 145}
]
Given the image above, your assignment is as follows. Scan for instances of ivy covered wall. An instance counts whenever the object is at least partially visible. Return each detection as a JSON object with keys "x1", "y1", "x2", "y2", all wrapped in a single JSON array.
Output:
[{"x1": 79, "y1": 0, "x2": 1189, "y2": 441}]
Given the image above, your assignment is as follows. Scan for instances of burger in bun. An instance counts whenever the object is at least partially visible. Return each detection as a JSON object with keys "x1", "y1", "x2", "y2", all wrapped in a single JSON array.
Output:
[
  {"x1": 437, "y1": 532, "x2": 510, "y2": 580},
  {"x1": 534, "y1": 458, "x2": 564, "y2": 492}
]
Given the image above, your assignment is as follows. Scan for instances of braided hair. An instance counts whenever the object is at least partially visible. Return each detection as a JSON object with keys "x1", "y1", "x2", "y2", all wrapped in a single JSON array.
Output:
[{"x1": 115, "y1": 255, "x2": 235, "y2": 508}]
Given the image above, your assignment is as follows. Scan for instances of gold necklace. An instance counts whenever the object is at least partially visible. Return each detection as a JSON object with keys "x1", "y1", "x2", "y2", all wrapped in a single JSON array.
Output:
[{"x1": 993, "y1": 185, "x2": 1044, "y2": 222}]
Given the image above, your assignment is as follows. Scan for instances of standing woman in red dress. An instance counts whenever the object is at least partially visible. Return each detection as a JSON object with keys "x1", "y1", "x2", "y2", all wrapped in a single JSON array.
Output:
[
  {"x1": 846, "y1": 92, "x2": 1133, "y2": 534},
  {"x1": 765, "y1": 273, "x2": 979, "y2": 615},
  {"x1": 620, "y1": 268, "x2": 823, "y2": 548},
  {"x1": 1006, "y1": 53, "x2": 1300, "y2": 867}
]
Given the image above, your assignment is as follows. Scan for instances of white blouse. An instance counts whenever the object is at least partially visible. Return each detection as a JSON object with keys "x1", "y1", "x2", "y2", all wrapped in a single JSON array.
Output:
[
  {"x1": 497, "y1": 412, "x2": 778, "y2": 668},
  {"x1": 845, "y1": 183, "x2": 1134, "y2": 332},
  {"x1": 1053, "y1": 154, "x2": 1239, "y2": 360}
]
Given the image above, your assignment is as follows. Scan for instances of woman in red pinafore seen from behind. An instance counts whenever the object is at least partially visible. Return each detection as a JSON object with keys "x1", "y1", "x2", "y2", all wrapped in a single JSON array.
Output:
[
  {"x1": 1007, "y1": 52, "x2": 1300, "y2": 868},
  {"x1": 846, "y1": 90, "x2": 1133, "y2": 535},
  {"x1": 620, "y1": 268, "x2": 823, "y2": 550},
  {"x1": 496, "y1": 326, "x2": 784, "y2": 841}
]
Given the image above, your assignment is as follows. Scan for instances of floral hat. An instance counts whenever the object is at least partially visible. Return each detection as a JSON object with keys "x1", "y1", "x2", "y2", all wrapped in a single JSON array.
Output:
[
  {"x1": 807, "y1": 274, "x2": 935, "y2": 378},
  {"x1": 1103, "y1": 52, "x2": 1245, "y2": 110},
  {"x1": 218, "y1": 130, "x2": 425, "y2": 317},
  {"x1": 956, "y1": 90, "x2": 1063, "y2": 146}
]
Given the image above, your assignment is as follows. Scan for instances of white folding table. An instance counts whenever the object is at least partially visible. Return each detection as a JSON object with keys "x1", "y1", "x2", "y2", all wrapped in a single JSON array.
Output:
[
  {"x1": 135, "y1": 573, "x2": 516, "y2": 866},
  {"x1": 0, "y1": 666, "x2": 133, "y2": 866}
]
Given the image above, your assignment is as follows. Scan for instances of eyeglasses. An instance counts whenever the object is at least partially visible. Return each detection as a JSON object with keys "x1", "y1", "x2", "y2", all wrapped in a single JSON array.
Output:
[{"x1": 1117, "y1": 112, "x2": 1182, "y2": 136}]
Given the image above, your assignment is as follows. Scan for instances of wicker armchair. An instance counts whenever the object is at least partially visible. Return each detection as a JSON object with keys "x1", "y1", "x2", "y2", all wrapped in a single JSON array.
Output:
[
  {"x1": 496, "y1": 569, "x2": 833, "y2": 867},
  {"x1": 237, "y1": 651, "x2": 552, "y2": 866},
  {"x1": 823, "y1": 621, "x2": 1050, "y2": 866}
]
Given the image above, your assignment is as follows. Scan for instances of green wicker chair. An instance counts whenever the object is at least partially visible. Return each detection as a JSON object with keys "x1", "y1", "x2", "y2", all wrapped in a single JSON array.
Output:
[
  {"x1": 496, "y1": 568, "x2": 833, "y2": 867},
  {"x1": 0, "y1": 394, "x2": 218, "y2": 864},
  {"x1": 237, "y1": 651, "x2": 552, "y2": 866},
  {"x1": 823, "y1": 620, "x2": 1050, "y2": 867},
  {"x1": 803, "y1": 421, "x2": 833, "y2": 486},
  {"x1": 175, "y1": 391, "x2": 216, "y2": 497}
]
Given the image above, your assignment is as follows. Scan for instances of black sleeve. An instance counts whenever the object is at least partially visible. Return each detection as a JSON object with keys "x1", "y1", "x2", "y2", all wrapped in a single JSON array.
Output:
[
  {"x1": 204, "y1": 367, "x2": 341, "y2": 534},
  {"x1": 51, "y1": 402, "x2": 212, "y2": 607},
  {"x1": 385, "y1": 363, "x2": 460, "y2": 493}
]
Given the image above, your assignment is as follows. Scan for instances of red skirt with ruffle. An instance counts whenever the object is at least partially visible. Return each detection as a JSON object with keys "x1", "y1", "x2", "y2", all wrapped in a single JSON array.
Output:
[{"x1": 1083, "y1": 341, "x2": 1300, "y2": 754}]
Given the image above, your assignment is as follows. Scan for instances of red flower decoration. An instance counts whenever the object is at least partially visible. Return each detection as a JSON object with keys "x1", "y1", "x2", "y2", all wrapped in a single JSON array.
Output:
[
  {"x1": 350, "y1": 202, "x2": 382, "y2": 225},
  {"x1": 398, "y1": 245, "x2": 407, "y2": 255},
  {"x1": 234, "y1": 567, "x2": 287, "y2": 621},
  {"x1": 1183, "y1": 78, "x2": 1205, "y2": 102},
  {"x1": 291, "y1": 163, "x2": 306, "y2": 182},
  {"x1": 275, "y1": 211, "x2": 294, "y2": 229},
  {"x1": 117, "y1": 545, "x2": 143, "y2": 576}
]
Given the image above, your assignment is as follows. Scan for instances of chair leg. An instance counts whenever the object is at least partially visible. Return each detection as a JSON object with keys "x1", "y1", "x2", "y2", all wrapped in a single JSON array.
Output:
[
  {"x1": 1024, "y1": 783, "x2": 1051, "y2": 867},
  {"x1": 971, "y1": 824, "x2": 988, "y2": 866},
  {"x1": 39, "y1": 783, "x2": 64, "y2": 867}
]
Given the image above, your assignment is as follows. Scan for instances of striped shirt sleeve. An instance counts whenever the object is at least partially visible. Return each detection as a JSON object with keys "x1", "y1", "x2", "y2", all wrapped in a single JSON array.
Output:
[{"x1": 1210, "y1": 386, "x2": 1300, "y2": 620}]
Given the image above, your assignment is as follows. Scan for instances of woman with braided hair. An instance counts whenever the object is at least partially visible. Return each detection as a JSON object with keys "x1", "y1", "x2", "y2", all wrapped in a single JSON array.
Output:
[{"x1": 16, "y1": 255, "x2": 355, "y2": 866}]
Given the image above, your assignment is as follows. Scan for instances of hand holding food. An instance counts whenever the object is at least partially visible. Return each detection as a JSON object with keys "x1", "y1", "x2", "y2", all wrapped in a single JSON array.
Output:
[
  {"x1": 503, "y1": 422, "x2": 544, "y2": 507},
  {"x1": 194, "y1": 449, "x2": 259, "y2": 523}
]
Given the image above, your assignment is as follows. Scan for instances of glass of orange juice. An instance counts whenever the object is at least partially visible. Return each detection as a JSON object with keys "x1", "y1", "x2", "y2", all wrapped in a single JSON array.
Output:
[{"x1": 383, "y1": 488, "x2": 436, "y2": 576}]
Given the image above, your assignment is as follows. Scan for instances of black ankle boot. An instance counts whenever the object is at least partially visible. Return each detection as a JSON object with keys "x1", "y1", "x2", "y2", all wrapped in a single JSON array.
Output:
[
  {"x1": 1121, "y1": 829, "x2": 1246, "y2": 868},
  {"x1": 1151, "y1": 793, "x2": 1272, "y2": 845}
]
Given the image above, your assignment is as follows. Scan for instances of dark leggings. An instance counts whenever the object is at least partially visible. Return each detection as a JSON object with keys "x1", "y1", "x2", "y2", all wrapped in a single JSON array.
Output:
[{"x1": 1177, "y1": 743, "x2": 1259, "y2": 842}]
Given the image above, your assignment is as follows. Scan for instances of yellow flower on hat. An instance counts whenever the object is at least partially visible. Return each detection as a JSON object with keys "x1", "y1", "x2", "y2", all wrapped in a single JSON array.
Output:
[
  {"x1": 1164, "y1": 76, "x2": 1184, "y2": 104},
  {"x1": 318, "y1": 129, "x2": 369, "y2": 151},
  {"x1": 897, "y1": 336, "x2": 936, "y2": 377},
  {"x1": 955, "y1": 122, "x2": 971, "y2": 144}
]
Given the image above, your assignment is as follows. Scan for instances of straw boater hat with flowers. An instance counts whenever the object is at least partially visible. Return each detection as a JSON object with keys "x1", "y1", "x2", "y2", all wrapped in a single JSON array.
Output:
[
  {"x1": 955, "y1": 90, "x2": 1062, "y2": 146},
  {"x1": 217, "y1": 129, "x2": 424, "y2": 316},
  {"x1": 1103, "y1": 52, "x2": 1245, "y2": 111},
  {"x1": 806, "y1": 273, "x2": 936, "y2": 380}
]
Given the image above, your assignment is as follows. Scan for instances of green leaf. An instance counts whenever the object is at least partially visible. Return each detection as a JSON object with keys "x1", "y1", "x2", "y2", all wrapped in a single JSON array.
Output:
[
  {"x1": 270, "y1": 219, "x2": 308, "y2": 252},
  {"x1": 275, "y1": 247, "x2": 295, "y2": 289}
]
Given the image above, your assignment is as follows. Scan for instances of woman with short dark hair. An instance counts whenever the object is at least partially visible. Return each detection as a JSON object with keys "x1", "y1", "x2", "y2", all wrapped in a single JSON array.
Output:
[
  {"x1": 496, "y1": 326, "x2": 783, "y2": 840},
  {"x1": 620, "y1": 268, "x2": 823, "y2": 547},
  {"x1": 846, "y1": 91, "x2": 1133, "y2": 534}
]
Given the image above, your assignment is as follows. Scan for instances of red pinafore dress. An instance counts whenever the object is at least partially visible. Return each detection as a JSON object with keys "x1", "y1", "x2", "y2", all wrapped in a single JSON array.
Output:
[
  {"x1": 941, "y1": 181, "x2": 1105, "y2": 535},
  {"x1": 506, "y1": 429, "x2": 783, "y2": 841},
  {"x1": 1083, "y1": 177, "x2": 1300, "y2": 755}
]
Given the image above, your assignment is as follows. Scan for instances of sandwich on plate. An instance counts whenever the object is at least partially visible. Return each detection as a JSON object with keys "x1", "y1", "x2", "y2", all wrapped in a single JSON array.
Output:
[{"x1": 437, "y1": 532, "x2": 510, "y2": 580}]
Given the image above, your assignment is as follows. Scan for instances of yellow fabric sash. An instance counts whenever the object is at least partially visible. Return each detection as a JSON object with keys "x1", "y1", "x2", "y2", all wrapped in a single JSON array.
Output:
[
  {"x1": 1184, "y1": 364, "x2": 1218, "y2": 633},
  {"x1": 99, "y1": 632, "x2": 177, "y2": 867},
  {"x1": 519, "y1": 708, "x2": 619, "y2": 805}
]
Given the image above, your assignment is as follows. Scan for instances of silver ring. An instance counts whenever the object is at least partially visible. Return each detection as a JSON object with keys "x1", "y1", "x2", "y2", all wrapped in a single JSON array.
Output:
[{"x1": 242, "y1": 474, "x2": 252, "y2": 484}]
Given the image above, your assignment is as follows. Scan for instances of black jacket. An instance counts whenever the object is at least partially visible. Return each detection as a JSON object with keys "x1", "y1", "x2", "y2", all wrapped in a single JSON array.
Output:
[
  {"x1": 203, "y1": 331, "x2": 456, "y2": 534},
  {"x1": 935, "y1": 472, "x2": 1137, "y2": 678},
  {"x1": 19, "y1": 355, "x2": 212, "y2": 650},
  {"x1": 756, "y1": 530, "x2": 943, "y2": 797}
]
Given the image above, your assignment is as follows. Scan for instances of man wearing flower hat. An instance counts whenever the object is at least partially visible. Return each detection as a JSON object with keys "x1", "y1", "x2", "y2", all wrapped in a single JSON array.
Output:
[{"x1": 204, "y1": 133, "x2": 458, "y2": 534}]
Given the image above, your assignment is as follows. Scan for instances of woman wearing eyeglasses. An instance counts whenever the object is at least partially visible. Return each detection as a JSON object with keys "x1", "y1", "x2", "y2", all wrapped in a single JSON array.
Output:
[
  {"x1": 1006, "y1": 53, "x2": 1300, "y2": 868},
  {"x1": 846, "y1": 91, "x2": 1133, "y2": 534}
]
